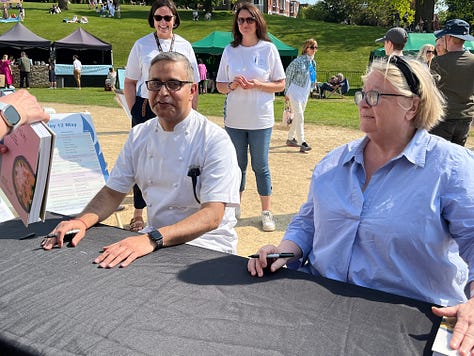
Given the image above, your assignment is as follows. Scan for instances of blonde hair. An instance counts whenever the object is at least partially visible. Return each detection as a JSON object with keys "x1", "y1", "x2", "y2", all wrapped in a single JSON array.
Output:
[
  {"x1": 364, "y1": 58, "x2": 445, "y2": 130},
  {"x1": 302, "y1": 38, "x2": 317, "y2": 55},
  {"x1": 416, "y1": 44, "x2": 435, "y2": 65}
]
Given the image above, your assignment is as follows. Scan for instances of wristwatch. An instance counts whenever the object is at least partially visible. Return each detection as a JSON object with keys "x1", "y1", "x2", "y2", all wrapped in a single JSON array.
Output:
[
  {"x1": 148, "y1": 229, "x2": 164, "y2": 251},
  {"x1": 0, "y1": 102, "x2": 21, "y2": 134}
]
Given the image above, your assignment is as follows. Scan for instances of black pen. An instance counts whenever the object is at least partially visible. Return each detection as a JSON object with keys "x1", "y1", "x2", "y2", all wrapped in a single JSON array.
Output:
[
  {"x1": 248, "y1": 253, "x2": 295, "y2": 259},
  {"x1": 19, "y1": 232, "x2": 36, "y2": 240}
]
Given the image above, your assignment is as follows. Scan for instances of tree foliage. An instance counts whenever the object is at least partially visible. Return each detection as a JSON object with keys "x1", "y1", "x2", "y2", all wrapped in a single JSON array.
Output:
[{"x1": 445, "y1": 0, "x2": 474, "y2": 26}]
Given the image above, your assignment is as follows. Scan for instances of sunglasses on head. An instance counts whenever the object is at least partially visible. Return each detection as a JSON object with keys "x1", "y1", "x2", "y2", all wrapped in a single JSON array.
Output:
[
  {"x1": 237, "y1": 17, "x2": 256, "y2": 25},
  {"x1": 153, "y1": 15, "x2": 174, "y2": 22}
]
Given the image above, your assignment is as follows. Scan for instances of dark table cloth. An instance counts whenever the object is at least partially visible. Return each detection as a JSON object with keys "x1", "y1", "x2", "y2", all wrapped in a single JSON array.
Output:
[{"x1": 0, "y1": 213, "x2": 440, "y2": 355}]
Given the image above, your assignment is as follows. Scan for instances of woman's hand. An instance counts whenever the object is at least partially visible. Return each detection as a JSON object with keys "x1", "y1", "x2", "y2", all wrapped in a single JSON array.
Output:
[{"x1": 248, "y1": 244, "x2": 287, "y2": 277}]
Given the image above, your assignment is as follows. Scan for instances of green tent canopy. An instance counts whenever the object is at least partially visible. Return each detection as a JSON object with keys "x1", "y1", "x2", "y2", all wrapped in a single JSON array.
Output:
[
  {"x1": 192, "y1": 31, "x2": 298, "y2": 57},
  {"x1": 371, "y1": 32, "x2": 474, "y2": 58}
]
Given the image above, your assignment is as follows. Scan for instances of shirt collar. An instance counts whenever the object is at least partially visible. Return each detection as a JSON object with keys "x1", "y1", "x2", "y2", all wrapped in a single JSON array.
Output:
[{"x1": 342, "y1": 129, "x2": 430, "y2": 168}]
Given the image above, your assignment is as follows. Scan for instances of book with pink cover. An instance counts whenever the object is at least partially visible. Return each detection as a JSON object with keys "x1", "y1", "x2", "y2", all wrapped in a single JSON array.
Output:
[{"x1": 0, "y1": 122, "x2": 55, "y2": 226}]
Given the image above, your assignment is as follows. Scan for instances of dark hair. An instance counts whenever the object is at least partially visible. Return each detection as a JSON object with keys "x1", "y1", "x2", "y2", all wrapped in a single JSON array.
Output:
[
  {"x1": 148, "y1": 0, "x2": 180, "y2": 29},
  {"x1": 231, "y1": 2, "x2": 270, "y2": 47},
  {"x1": 150, "y1": 52, "x2": 194, "y2": 82}
]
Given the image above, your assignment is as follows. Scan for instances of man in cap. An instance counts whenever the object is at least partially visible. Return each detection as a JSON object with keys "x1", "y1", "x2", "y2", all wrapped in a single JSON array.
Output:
[
  {"x1": 429, "y1": 19, "x2": 474, "y2": 146},
  {"x1": 375, "y1": 27, "x2": 408, "y2": 56}
]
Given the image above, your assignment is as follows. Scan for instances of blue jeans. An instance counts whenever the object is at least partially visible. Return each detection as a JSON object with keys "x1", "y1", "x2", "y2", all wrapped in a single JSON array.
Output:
[{"x1": 225, "y1": 127, "x2": 272, "y2": 196}]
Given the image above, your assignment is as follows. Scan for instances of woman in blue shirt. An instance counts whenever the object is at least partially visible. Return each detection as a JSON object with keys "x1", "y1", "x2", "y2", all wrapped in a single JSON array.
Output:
[{"x1": 249, "y1": 56, "x2": 474, "y2": 355}]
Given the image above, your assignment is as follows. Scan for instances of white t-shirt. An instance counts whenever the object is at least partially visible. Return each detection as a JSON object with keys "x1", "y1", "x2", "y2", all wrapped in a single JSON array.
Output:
[
  {"x1": 125, "y1": 33, "x2": 200, "y2": 99},
  {"x1": 73, "y1": 59, "x2": 82, "y2": 71},
  {"x1": 216, "y1": 40, "x2": 285, "y2": 130},
  {"x1": 106, "y1": 110, "x2": 241, "y2": 254}
]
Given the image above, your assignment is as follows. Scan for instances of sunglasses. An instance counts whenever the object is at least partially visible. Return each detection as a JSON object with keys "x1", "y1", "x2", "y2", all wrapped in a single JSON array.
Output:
[
  {"x1": 308, "y1": 46, "x2": 318, "y2": 50},
  {"x1": 237, "y1": 17, "x2": 256, "y2": 25},
  {"x1": 426, "y1": 50, "x2": 435, "y2": 54},
  {"x1": 354, "y1": 90, "x2": 411, "y2": 107},
  {"x1": 146, "y1": 79, "x2": 193, "y2": 92},
  {"x1": 153, "y1": 15, "x2": 174, "y2": 22}
]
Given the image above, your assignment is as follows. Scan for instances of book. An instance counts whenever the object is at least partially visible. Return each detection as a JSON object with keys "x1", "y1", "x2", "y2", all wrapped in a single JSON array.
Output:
[
  {"x1": 46, "y1": 132, "x2": 106, "y2": 215},
  {"x1": 0, "y1": 122, "x2": 55, "y2": 226},
  {"x1": 432, "y1": 316, "x2": 457, "y2": 356},
  {"x1": 45, "y1": 113, "x2": 109, "y2": 215}
]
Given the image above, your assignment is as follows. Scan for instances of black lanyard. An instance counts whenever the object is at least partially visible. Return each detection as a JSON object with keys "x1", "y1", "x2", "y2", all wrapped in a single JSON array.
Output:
[{"x1": 153, "y1": 32, "x2": 175, "y2": 53}]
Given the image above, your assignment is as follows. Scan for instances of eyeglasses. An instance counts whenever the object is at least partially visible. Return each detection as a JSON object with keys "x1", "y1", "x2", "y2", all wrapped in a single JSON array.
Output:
[
  {"x1": 146, "y1": 79, "x2": 193, "y2": 92},
  {"x1": 308, "y1": 46, "x2": 318, "y2": 50},
  {"x1": 354, "y1": 90, "x2": 411, "y2": 107},
  {"x1": 153, "y1": 15, "x2": 174, "y2": 22},
  {"x1": 237, "y1": 17, "x2": 256, "y2": 25}
]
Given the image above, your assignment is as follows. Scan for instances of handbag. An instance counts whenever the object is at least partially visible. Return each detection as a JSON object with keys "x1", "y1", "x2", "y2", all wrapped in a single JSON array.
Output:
[
  {"x1": 130, "y1": 96, "x2": 155, "y2": 124},
  {"x1": 282, "y1": 98, "x2": 293, "y2": 126}
]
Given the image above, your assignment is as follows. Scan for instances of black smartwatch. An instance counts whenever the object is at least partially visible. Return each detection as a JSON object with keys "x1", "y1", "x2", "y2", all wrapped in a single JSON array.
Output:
[
  {"x1": 147, "y1": 229, "x2": 164, "y2": 251},
  {"x1": 0, "y1": 102, "x2": 21, "y2": 135}
]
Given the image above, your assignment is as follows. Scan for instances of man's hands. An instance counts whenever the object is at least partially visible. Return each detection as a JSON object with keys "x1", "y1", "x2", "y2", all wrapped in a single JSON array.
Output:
[
  {"x1": 2, "y1": 89, "x2": 50, "y2": 127},
  {"x1": 432, "y1": 299, "x2": 474, "y2": 355},
  {"x1": 93, "y1": 234, "x2": 156, "y2": 268},
  {"x1": 247, "y1": 244, "x2": 292, "y2": 277},
  {"x1": 41, "y1": 219, "x2": 87, "y2": 249}
]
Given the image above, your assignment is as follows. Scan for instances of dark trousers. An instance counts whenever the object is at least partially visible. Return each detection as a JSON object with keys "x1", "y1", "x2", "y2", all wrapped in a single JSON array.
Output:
[
  {"x1": 429, "y1": 119, "x2": 472, "y2": 146},
  {"x1": 20, "y1": 71, "x2": 30, "y2": 88}
]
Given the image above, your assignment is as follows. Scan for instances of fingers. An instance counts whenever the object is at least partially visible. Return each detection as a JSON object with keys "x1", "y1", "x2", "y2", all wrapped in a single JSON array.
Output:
[
  {"x1": 94, "y1": 243, "x2": 137, "y2": 268},
  {"x1": 41, "y1": 221, "x2": 86, "y2": 250}
]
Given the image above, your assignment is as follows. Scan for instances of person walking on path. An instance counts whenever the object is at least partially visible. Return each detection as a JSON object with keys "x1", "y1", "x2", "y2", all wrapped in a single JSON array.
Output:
[{"x1": 284, "y1": 38, "x2": 317, "y2": 153}]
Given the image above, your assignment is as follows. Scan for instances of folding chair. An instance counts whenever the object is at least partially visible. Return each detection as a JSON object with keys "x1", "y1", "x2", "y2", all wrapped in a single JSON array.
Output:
[{"x1": 326, "y1": 78, "x2": 350, "y2": 98}]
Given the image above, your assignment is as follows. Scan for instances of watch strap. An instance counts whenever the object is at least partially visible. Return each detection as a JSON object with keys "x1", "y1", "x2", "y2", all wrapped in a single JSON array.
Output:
[{"x1": 148, "y1": 229, "x2": 164, "y2": 251}]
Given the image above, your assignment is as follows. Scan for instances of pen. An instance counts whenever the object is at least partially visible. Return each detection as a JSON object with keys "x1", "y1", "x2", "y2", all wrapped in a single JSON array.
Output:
[
  {"x1": 45, "y1": 229, "x2": 81, "y2": 238},
  {"x1": 248, "y1": 253, "x2": 295, "y2": 259},
  {"x1": 19, "y1": 232, "x2": 36, "y2": 240}
]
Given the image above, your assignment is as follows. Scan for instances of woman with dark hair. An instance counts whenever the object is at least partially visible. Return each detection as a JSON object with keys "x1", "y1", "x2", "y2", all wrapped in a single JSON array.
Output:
[
  {"x1": 216, "y1": 2, "x2": 285, "y2": 232},
  {"x1": 124, "y1": 0, "x2": 200, "y2": 232}
]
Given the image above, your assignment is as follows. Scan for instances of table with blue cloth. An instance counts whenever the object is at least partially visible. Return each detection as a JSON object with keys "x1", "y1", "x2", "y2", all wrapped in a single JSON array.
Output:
[{"x1": 0, "y1": 213, "x2": 440, "y2": 355}]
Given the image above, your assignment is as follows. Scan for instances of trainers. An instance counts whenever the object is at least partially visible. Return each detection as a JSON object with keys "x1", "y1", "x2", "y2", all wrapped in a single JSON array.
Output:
[
  {"x1": 286, "y1": 138, "x2": 299, "y2": 147},
  {"x1": 261, "y1": 211, "x2": 276, "y2": 232},
  {"x1": 300, "y1": 142, "x2": 312, "y2": 153}
]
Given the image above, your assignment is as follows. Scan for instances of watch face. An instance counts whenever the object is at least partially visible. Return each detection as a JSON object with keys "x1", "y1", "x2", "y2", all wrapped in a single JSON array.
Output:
[{"x1": 4, "y1": 105, "x2": 21, "y2": 126}]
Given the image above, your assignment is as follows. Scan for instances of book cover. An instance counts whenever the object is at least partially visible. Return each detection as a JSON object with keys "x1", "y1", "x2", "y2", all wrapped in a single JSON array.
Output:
[
  {"x1": 432, "y1": 316, "x2": 457, "y2": 356},
  {"x1": 0, "y1": 122, "x2": 55, "y2": 226}
]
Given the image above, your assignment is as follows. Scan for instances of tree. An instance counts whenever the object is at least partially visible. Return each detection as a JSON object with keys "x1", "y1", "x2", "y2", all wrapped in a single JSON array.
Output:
[
  {"x1": 445, "y1": 0, "x2": 474, "y2": 25},
  {"x1": 415, "y1": 0, "x2": 435, "y2": 31}
]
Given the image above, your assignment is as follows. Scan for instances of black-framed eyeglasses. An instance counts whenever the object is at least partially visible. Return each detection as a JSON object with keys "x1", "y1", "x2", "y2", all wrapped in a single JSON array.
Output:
[
  {"x1": 146, "y1": 79, "x2": 193, "y2": 92},
  {"x1": 308, "y1": 46, "x2": 318, "y2": 50},
  {"x1": 153, "y1": 15, "x2": 174, "y2": 22},
  {"x1": 354, "y1": 90, "x2": 411, "y2": 107},
  {"x1": 237, "y1": 17, "x2": 256, "y2": 25}
]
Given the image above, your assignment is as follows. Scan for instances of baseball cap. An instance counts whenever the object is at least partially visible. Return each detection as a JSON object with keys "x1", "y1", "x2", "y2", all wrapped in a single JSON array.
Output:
[
  {"x1": 375, "y1": 27, "x2": 408, "y2": 45},
  {"x1": 434, "y1": 19, "x2": 474, "y2": 41}
]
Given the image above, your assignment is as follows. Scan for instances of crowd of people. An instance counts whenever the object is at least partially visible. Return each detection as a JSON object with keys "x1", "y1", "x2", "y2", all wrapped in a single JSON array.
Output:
[{"x1": 1, "y1": 2, "x2": 474, "y2": 354}]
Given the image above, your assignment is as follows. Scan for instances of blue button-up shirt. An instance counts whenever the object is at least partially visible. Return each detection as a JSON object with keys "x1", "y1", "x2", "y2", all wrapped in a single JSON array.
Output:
[{"x1": 284, "y1": 129, "x2": 474, "y2": 306}]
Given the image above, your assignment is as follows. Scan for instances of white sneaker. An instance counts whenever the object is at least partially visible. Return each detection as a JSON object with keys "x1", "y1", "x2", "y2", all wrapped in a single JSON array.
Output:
[{"x1": 261, "y1": 211, "x2": 275, "y2": 232}]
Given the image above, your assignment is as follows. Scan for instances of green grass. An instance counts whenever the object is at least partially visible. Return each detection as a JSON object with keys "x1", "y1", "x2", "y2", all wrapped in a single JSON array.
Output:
[{"x1": 10, "y1": 2, "x2": 379, "y2": 129}]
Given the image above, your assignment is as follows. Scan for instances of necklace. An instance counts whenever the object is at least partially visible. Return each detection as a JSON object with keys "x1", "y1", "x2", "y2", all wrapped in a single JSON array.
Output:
[{"x1": 154, "y1": 32, "x2": 175, "y2": 53}]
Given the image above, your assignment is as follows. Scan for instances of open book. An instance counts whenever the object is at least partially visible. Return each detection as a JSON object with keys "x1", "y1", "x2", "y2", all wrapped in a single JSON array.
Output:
[{"x1": 0, "y1": 122, "x2": 55, "y2": 226}]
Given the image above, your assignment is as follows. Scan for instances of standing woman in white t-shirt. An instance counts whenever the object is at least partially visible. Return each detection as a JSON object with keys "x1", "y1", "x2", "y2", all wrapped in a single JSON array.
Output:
[
  {"x1": 124, "y1": 0, "x2": 200, "y2": 232},
  {"x1": 216, "y1": 2, "x2": 285, "y2": 232}
]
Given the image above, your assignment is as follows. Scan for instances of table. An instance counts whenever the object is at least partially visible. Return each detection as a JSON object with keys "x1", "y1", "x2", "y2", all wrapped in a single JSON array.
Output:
[{"x1": 0, "y1": 214, "x2": 440, "y2": 355}]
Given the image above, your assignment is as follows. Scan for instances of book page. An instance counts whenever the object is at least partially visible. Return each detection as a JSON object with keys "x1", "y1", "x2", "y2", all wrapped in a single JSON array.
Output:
[
  {"x1": 46, "y1": 133, "x2": 105, "y2": 216},
  {"x1": 0, "y1": 195, "x2": 14, "y2": 223},
  {"x1": 432, "y1": 316, "x2": 457, "y2": 356}
]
